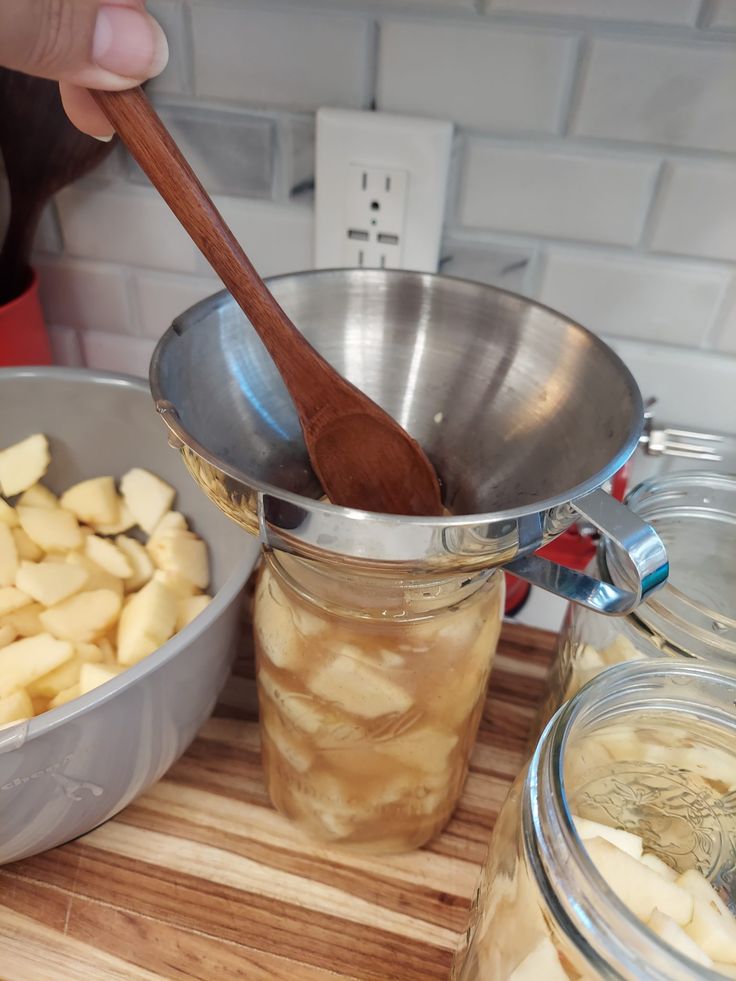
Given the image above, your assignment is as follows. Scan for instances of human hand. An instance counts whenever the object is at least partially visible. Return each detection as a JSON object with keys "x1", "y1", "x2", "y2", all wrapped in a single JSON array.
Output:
[{"x1": 0, "y1": 0, "x2": 168, "y2": 139}]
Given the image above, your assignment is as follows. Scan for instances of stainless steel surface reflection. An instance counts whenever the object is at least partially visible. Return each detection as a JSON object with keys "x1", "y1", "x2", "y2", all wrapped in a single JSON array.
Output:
[{"x1": 150, "y1": 269, "x2": 668, "y2": 615}]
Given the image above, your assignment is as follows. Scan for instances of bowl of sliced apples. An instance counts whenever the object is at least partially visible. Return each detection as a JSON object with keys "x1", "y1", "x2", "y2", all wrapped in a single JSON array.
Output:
[{"x1": 0, "y1": 366, "x2": 259, "y2": 864}]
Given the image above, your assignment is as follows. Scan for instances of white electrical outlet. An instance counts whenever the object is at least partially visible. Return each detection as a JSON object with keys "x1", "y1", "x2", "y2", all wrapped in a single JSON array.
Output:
[{"x1": 315, "y1": 108, "x2": 453, "y2": 273}]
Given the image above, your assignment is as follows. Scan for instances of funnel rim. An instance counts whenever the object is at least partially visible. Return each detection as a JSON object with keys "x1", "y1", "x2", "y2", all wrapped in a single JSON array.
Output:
[{"x1": 150, "y1": 269, "x2": 643, "y2": 524}]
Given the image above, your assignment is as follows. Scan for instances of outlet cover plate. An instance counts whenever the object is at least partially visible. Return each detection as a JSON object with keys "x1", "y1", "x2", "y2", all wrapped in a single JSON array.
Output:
[{"x1": 315, "y1": 107, "x2": 453, "y2": 273}]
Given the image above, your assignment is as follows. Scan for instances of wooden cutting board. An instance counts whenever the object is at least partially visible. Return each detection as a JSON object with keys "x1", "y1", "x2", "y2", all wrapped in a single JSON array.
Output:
[{"x1": 0, "y1": 585, "x2": 557, "y2": 981}]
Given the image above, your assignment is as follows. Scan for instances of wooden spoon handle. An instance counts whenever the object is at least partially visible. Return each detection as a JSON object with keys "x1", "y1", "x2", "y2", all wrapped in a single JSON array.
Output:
[{"x1": 91, "y1": 88, "x2": 331, "y2": 408}]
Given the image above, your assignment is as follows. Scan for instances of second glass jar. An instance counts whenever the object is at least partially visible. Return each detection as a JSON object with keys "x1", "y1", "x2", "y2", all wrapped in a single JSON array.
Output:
[{"x1": 253, "y1": 548, "x2": 505, "y2": 852}]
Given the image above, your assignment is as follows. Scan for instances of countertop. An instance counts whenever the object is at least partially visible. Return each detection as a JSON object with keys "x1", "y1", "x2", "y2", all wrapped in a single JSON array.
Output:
[{"x1": 0, "y1": 604, "x2": 557, "y2": 981}]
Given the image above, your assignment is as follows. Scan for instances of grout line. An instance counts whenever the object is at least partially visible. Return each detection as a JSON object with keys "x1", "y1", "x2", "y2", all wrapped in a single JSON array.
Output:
[
  {"x1": 635, "y1": 159, "x2": 669, "y2": 253},
  {"x1": 695, "y1": 0, "x2": 713, "y2": 29},
  {"x1": 558, "y1": 33, "x2": 587, "y2": 136},
  {"x1": 367, "y1": 19, "x2": 381, "y2": 109}
]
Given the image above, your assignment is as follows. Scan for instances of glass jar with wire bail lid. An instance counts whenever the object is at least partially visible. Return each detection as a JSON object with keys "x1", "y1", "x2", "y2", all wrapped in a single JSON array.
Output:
[
  {"x1": 452, "y1": 659, "x2": 736, "y2": 980},
  {"x1": 253, "y1": 547, "x2": 505, "y2": 852},
  {"x1": 538, "y1": 472, "x2": 736, "y2": 729}
]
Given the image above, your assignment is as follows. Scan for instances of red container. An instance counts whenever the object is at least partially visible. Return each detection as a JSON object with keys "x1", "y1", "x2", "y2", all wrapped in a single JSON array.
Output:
[{"x1": 0, "y1": 271, "x2": 52, "y2": 366}]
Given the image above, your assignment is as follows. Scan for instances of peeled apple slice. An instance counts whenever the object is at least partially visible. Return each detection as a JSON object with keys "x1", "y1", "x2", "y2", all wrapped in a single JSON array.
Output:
[
  {"x1": 79, "y1": 662, "x2": 125, "y2": 695},
  {"x1": 0, "y1": 523, "x2": 18, "y2": 587},
  {"x1": 147, "y1": 511, "x2": 188, "y2": 549},
  {"x1": 120, "y1": 468, "x2": 175, "y2": 535},
  {"x1": 176, "y1": 594, "x2": 211, "y2": 631},
  {"x1": 49, "y1": 684, "x2": 81, "y2": 708},
  {"x1": 66, "y1": 552, "x2": 124, "y2": 597},
  {"x1": 15, "y1": 559, "x2": 89, "y2": 607},
  {"x1": 39, "y1": 589, "x2": 122, "y2": 643},
  {"x1": 573, "y1": 815, "x2": 643, "y2": 859},
  {"x1": 0, "y1": 624, "x2": 16, "y2": 649},
  {"x1": 678, "y1": 869, "x2": 736, "y2": 963},
  {"x1": 508, "y1": 936, "x2": 568, "y2": 981},
  {"x1": 308, "y1": 652, "x2": 413, "y2": 719},
  {"x1": 0, "y1": 633, "x2": 74, "y2": 696},
  {"x1": 60, "y1": 476, "x2": 119, "y2": 525},
  {"x1": 17, "y1": 506, "x2": 82, "y2": 553},
  {"x1": 584, "y1": 836, "x2": 693, "y2": 925},
  {"x1": 648, "y1": 908, "x2": 713, "y2": 967},
  {"x1": 115, "y1": 535, "x2": 153, "y2": 592},
  {"x1": 13, "y1": 527, "x2": 42, "y2": 561},
  {"x1": 93, "y1": 501, "x2": 135, "y2": 536},
  {"x1": 639, "y1": 853, "x2": 678, "y2": 882},
  {"x1": 17, "y1": 483, "x2": 58, "y2": 509},
  {"x1": 0, "y1": 587, "x2": 32, "y2": 616},
  {"x1": 0, "y1": 688, "x2": 33, "y2": 725},
  {"x1": 85, "y1": 535, "x2": 133, "y2": 579},
  {"x1": 0, "y1": 434, "x2": 50, "y2": 497},
  {"x1": 0, "y1": 499, "x2": 18, "y2": 527},
  {"x1": 0, "y1": 602, "x2": 44, "y2": 637},
  {"x1": 116, "y1": 578, "x2": 177, "y2": 666},
  {"x1": 148, "y1": 531, "x2": 209, "y2": 590}
]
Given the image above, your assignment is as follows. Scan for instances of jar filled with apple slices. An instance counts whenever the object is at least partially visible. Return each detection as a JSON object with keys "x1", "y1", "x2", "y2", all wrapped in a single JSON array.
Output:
[
  {"x1": 253, "y1": 548, "x2": 505, "y2": 852},
  {"x1": 453, "y1": 660, "x2": 736, "y2": 980}
]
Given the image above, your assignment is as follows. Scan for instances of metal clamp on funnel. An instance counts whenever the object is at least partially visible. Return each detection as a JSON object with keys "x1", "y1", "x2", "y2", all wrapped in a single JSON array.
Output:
[{"x1": 507, "y1": 488, "x2": 669, "y2": 615}]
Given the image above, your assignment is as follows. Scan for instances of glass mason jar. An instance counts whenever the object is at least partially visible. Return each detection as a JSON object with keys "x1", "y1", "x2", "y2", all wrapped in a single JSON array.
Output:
[
  {"x1": 453, "y1": 659, "x2": 736, "y2": 980},
  {"x1": 541, "y1": 472, "x2": 736, "y2": 728},
  {"x1": 252, "y1": 548, "x2": 505, "y2": 852}
]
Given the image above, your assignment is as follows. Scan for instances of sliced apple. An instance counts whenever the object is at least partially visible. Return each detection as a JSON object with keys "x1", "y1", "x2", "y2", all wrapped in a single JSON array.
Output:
[
  {"x1": 39, "y1": 589, "x2": 122, "y2": 643},
  {"x1": 15, "y1": 559, "x2": 88, "y2": 607},
  {"x1": 0, "y1": 586, "x2": 32, "y2": 616},
  {"x1": 115, "y1": 535, "x2": 153, "y2": 592},
  {"x1": 0, "y1": 688, "x2": 33, "y2": 726},
  {"x1": 27, "y1": 655, "x2": 83, "y2": 698},
  {"x1": 714, "y1": 963, "x2": 736, "y2": 978},
  {"x1": 308, "y1": 650, "x2": 413, "y2": 719},
  {"x1": 12, "y1": 527, "x2": 43, "y2": 561},
  {"x1": 0, "y1": 434, "x2": 50, "y2": 497},
  {"x1": 84, "y1": 535, "x2": 133, "y2": 579},
  {"x1": 376, "y1": 725, "x2": 457, "y2": 775},
  {"x1": 17, "y1": 506, "x2": 82, "y2": 552},
  {"x1": 98, "y1": 636, "x2": 116, "y2": 663},
  {"x1": 0, "y1": 624, "x2": 16, "y2": 649},
  {"x1": 0, "y1": 523, "x2": 18, "y2": 587},
  {"x1": 49, "y1": 684, "x2": 81, "y2": 708},
  {"x1": 0, "y1": 499, "x2": 18, "y2": 527},
  {"x1": 0, "y1": 633, "x2": 74, "y2": 696},
  {"x1": 0, "y1": 601, "x2": 44, "y2": 637},
  {"x1": 152, "y1": 568, "x2": 200, "y2": 598},
  {"x1": 176, "y1": 594, "x2": 211, "y2": 631},
  {"x1": 79, "y1": 662, "x2": 125, "y2": 695},
  {"x1": 639, "y1": 852, "x2": 678, "y2": 882},
  {"x1": 508, "y1": 936, "x2": 568, "y2": 981},
  {"x1": 679, "y1": 869, "x2": 736, "y2": 963},
  {"x1": 60, "y1": 476, "x2": 119, "y2": 525},
  {"x1": 146, "y1": 510, "x2": 188, "y2": 549},
  {"x1": 648, "y1": 908, "x2": 713, "y2": 967},
  {"x1": 148, "y1": 530, "x2": 209, "y2": 590},
  {"x1": 93, "y1": 501, "x2": 135, "y2": 535},
  {"x1": 584, "y1": 836, "x2": 693, "y2": 925},
  {"x1": 573, "y1": 814, "x2": 643, "y2": 859},
  {"x1": 120, "y1": 468, "x2": 176, "y2": 534},
  {"x1": 18, "y1": 483, "x2": 58, "y2": 509},
  {"x1": 117, "y1": 578, "x2": 177, "y2": 666},
  {"x1": 65, "y1": 552, "x2": 124, "y2": 597}
]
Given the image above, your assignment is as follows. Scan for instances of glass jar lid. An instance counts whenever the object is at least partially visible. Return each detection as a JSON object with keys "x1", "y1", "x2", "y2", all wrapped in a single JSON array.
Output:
[{"x1": 603, "y1": 472, "x2": 736, "y2": 659}]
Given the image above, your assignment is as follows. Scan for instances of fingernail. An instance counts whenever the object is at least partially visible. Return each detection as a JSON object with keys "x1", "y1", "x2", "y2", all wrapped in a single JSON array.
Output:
[
  {"x1": 93, "y1": 5, "x2": 169, "y2": 79},
  {"x1": 92, "y1": 133, "x2": 114, "y2": 143}
]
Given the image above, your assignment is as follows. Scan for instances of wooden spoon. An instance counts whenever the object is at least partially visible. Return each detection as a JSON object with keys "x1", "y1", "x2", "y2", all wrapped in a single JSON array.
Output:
[
  {"x1": 0, "y1": 70, "x2": 116, "y2": 304},
  {"x1": 92, "y1": 87, "x2": 442, "y2": 517}
]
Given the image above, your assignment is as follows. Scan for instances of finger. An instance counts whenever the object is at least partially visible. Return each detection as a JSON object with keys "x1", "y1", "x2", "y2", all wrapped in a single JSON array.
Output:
[
  {"x1": 60, "y1": 82, "x2": 114, "y2": 139},
  {"x1": 0, "y1": 0, "x2": 167, "y2": 89}
]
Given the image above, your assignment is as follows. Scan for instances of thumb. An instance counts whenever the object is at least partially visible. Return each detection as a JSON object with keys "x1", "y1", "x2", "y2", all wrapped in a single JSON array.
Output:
[{"x1": 0, "y1": 0, "x2": 168, "y2": 88}]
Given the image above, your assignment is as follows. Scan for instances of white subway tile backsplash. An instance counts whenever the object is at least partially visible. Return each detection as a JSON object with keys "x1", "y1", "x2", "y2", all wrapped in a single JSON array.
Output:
[
  {"x1": 133, "y1": 272, "x2": 222, "y2": 338},
  {"x1": 207, "y1": 198, "x2": 314, "y2": 277},
  {"x1": 537, "y1": 249, "x2": 732, "y2": 345},
  {"x1": 705, "y1": 1, "x2": 736, "y2": 29},
  {"x1": 56, "y1": 187, "x2": 199, "y2": 273},
  {"x1": 192, "y1": 6, "x2": 372, "y2": 111},
  {"x1": 36, "y1": 259, "x2": 133, "y2": 335},
  {"x1": 80, "y1": 332, "x2": 157, "y2": 378},
  {"x1": 129, "y1": 104, "x2": 275, "y2": 199},
  {"x1": 377, "y1": 20, "x2": 576, "y2": 133},
  {"x1": 572, "y1": 38, "x2": 736, "y2": 153},
  {"x1": 460, "y1": 140, "x2": 657, "y2": 245},
  {"x1": 48, "y1": 325, "x2": 84, "y2": 368},
  {"x1": 650, "y1": 161, "x2": 736, "y2": 262},
  {"x1": 439, "y1": 238, "x2": 534, "y2": 293},
  {"x1": 146, "y1": 0, "x2": 191, "y2": 96},
  {"x1": 489, "y1": 0, "x2": 700, "y2": 24},
  {"x1": 716, "y1": 298, "x2": 736, "y2": 353}
]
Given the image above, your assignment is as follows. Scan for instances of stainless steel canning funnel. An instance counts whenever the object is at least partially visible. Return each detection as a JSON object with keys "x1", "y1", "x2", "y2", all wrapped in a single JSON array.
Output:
[{"x1": 150, "y1": 269, "x2": 668, "y2": 615}]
